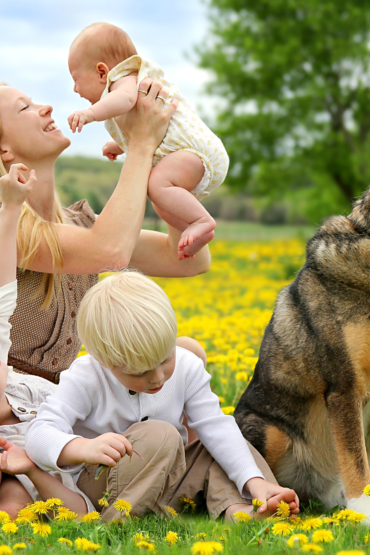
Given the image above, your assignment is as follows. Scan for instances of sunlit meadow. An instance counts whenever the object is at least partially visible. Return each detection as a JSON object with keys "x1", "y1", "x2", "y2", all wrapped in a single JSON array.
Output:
[{"x1": 4, "y1": 237, "x2": 370, "y2": 554}]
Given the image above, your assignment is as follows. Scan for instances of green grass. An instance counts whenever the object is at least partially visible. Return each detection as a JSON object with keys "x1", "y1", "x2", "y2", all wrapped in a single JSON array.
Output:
[{"x1": 142, "y1": 219, "x2": 318, "y2": 242}]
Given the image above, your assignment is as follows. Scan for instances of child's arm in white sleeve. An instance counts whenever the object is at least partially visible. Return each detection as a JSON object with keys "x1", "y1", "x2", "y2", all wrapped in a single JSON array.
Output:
[
  {"x1": 68, "y1": 75, "x2": 138, "y2": 133},
  {"x1": 0, "y1": 164, "x2": 36, "y2": 287}
]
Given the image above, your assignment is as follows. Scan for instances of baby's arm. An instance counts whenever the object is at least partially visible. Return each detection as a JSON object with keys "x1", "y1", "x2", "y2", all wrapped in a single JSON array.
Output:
[
  {"x1": 68, "y1": 75, "x2": 138, "y2": 133},
  {"x1": 0, "y1": 164, "x2": 36, "y2": 287},
  {"x1": 0, "y1": 437, "x2": 87, "y2": 516}
]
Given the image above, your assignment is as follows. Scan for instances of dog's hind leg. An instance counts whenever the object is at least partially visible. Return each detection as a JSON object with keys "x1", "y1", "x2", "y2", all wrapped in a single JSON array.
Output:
[{"x1": 326, "y1": 388, "x2": 370, "y2": 518}]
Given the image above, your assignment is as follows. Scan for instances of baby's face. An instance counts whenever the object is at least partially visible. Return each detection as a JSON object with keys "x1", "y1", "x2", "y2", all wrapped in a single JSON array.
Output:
[{"x1": 68, "y1": 49, "x2": 105, "y2": 105}]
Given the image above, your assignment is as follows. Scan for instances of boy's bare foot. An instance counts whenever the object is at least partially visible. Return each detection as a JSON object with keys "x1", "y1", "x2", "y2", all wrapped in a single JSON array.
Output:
[{"x1": 224, "y1": 503, "x2": 254, "y2": 523}]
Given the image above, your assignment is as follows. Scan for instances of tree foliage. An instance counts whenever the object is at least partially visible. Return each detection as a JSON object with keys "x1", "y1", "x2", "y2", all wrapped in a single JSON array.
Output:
[{"x1": 197, "y1": 0, "x2": 370, "y2": 221}]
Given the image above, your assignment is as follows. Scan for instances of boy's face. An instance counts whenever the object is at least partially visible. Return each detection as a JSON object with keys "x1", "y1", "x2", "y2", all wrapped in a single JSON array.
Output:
[
  {"x1": 110, "y1": 348, "x2": 176, "y2": 394},
  {"x1": 68, "y1": 49, "x2": 105, "y2": 105}
]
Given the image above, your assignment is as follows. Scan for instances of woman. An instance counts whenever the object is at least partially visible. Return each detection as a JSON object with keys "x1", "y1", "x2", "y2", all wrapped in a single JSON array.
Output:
[{"x1": 0, "y1": 79, "x2": 211, "y2": 382}]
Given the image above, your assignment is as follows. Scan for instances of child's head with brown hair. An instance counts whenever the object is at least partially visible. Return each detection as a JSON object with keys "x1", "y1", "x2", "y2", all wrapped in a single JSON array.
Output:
[
  {"x1": 77, "y1": 271, "x2": 178, "y2": 394},
  {"x1": 69, "y1": 23, "x2": 137, "y2": 104}
]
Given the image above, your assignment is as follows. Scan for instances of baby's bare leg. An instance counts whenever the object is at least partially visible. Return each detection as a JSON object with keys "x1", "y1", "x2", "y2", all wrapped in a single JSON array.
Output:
[
  {"x1": 148, "y1": 151, "x2": 216, "y2": 259},
  {"x1": 0, "y1": 475, "x2": 33, "y2": 519}
]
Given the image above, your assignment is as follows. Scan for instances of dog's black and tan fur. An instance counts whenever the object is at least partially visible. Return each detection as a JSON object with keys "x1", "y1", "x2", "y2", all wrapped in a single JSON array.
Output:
[{"x1": 235, "y1": 188, "x2": 370, "y2": 513}]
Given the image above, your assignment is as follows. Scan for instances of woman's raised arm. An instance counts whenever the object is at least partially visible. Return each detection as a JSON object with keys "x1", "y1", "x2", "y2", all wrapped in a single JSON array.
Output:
[{"x1": 21, "y1": 80, "x2": 178, "y2": 275}]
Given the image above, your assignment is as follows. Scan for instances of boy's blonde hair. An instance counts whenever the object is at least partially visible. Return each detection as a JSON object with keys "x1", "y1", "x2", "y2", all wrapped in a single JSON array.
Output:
[
  {"x1": 77, "y1": 271, "x2": 177, "y2": 373},
  {"x1": 71, "y1": 22, "x2": 137, "y2": 69},
  {"x1": 0, "y1": 83, "x2": 65, "y2": 309}
]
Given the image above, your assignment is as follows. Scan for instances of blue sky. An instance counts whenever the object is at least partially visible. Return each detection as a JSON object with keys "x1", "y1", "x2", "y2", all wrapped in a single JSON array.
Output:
[{"x1": 0, "y1": 0, "x2": 215, "y2": 157}]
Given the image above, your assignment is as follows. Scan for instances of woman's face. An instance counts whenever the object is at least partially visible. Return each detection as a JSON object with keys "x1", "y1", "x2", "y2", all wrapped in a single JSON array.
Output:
[{"x1": 0, "y1": 87, "x2": 70, "y2": 168}]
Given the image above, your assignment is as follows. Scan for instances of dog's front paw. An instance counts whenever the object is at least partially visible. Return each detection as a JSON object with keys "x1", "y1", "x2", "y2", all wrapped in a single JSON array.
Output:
[{"x1": 347, "y1": 494, "x2": 370, "y2": 523}]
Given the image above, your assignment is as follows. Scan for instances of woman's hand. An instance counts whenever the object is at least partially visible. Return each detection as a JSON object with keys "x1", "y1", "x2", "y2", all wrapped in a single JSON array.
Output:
[
  {"x1": 120, "y1": 79, "x2": 178, "y2": 153},
  {"x1": 0, "y1": 437, "x2": 37, "y2": 477}
]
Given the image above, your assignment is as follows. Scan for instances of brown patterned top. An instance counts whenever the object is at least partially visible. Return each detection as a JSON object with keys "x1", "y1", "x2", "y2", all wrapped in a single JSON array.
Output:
[{"x1": 8, "y1": 200, "x2": 99, "y2": 376}]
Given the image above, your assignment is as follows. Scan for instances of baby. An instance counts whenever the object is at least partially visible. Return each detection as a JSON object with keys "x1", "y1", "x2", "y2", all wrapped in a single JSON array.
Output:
[
  {"x1": 25, "y1": 270, "x2": 299, "y2": 521},
  {"x1": 67, "y1": 23, "x2": 229, "y2": 260}
]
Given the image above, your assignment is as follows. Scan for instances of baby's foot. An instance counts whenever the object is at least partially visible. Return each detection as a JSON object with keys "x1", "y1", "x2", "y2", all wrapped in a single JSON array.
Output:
[
  {"x1": 178, "y1": 216, "x2": 216, "y2": 258},
  {"x1": 178, "y1": 231, "x2": 215, "y2": 260}
]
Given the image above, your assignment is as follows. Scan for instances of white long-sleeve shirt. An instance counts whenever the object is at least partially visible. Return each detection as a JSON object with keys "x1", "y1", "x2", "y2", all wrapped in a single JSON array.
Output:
[{"x1": 25, "y1": 347, "x2": 264, "y2": 495}]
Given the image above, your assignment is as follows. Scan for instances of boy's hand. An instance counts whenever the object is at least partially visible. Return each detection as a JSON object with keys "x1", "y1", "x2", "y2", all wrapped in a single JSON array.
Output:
[
  {"x1": 66, "y1": 434, "x2": 133, "y2": 467},
  {"x1": 0, "y1": 164, "x2": 36, "y2": 208},
  {"x1": 0, "y1": 437, "x2": 37, "y2": 477},
  {"x1": 102, "y1": 141, "x2": 124, "y2": 161},
  {"x1": 245, "y1": 477, "x2": 299, "y2": 517},
  {"x1": 68, "y1": 109, "x2": 95, "y2": 133}
]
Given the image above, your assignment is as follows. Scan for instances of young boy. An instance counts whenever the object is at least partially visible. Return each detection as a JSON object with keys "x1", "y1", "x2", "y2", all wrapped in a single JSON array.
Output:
[
  {"x1": 25, "y1": 271, "x2": 299, "y2": 521},
  {"x1": 67, "y1": 22, "x2": 229, "y2": 260},
  {"x1": 0, "y1": 163, "x2": 92, "y2": 517}
]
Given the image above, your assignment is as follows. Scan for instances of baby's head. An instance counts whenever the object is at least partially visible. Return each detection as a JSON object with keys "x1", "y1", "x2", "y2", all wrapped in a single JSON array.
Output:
[
  {"x1": 77, "y1": 271, "x2": 178, "y2": 394},
  {"x1": 69, "y1": 22, "x2": 137, "y2": 104}
]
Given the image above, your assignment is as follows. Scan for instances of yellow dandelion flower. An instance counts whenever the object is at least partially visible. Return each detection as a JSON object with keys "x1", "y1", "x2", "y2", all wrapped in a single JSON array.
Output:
[
  {"x1": 221, "y1": 407, "x2": 235, "y2": 415},
  {"x1": 58, "y1": 538, "x2": 73, "y2": 547},
  {"x1": 45, "y1": 498, "x2": 63, "y2": 509},
  {"x1": 272, "y1": 522, "x2": 293, "y2": 536},
  {"x1": 0, "y1": 546, "x2": 12, "y2": 555},
  {"x1": 134, "y1": 533, "x2": 150, "y2": 545},
  {"x1": 301, "y1": 544, "x2": 323, "y2": 553},
  {"x1": 235, "y1": 372, "x2": 248, "y2": 381},
  {"x1": 337, "y1": 552, "x2": 365, "y2": 555},
  {"x1": 55, "y1": 509, "x2": 77, "y2": 521},
  {"x1": 135, "y1": 540, "x2": 156, "y2": 552},
  {"x1": 82, "y1": 512, "x2": 101, "y2": 523},
  {"x1": 300, "y1": 518, "x2": 322, "y2": 531},
  {"x1": 336, "y1": 509, "x2": 356, "y2": 521},
  {"x1": 289, "y1": 515, "x2": 302, "y2": 526},
  {"x1": 30, "y1": 501, "x2": 49, "y2": 515},
  {"x1": 75, "y1": 538, "x2": 101, "y2": 552},
  {"x1": 15, "y1": 507, "x2": 36, "y2": 525},
  {"x1": 195, "y1": 533, "x2": 207, "y2": 540},
  {"x1": 276, "y1": 500, "x2": 290, "y2": 519},
  {"x1": 31, "y1": 522, "x2": 51, "y2": 537},
  {"x1": 98, "y1": 498, "x2": 109, "y2": 508},
  {"x1": 12, "y1": 545, "x2": 26, "y2": 550},
  {"x1": 233, "y1": 511, "x2": 251, "y2": 523},
  {"x1": 114, "y1": 499, "x2": 132, "y2": 516},
  {"x1": 252, "y1": 499, "x2": 263, "y2": 511},
  {"x1": 322, "y1": 517, "x2": 339, "y2": 525},
  {"x1": 0, "y1": 513, "x2": 10, "y2": 524},
  {"x1": 218, "y1": 397, "x2": 225, "y2": 404},
  {"x1": 191, "y1": 541, "x2": 223, "y2": 555},
  {"x1": 347, "y1": 511, "x2": 366, "y2": 523},
  {"x1": 165, "y1": 532, "x2": 178, "y2": 544},
  {"x1": 365, "y1": 534, "x2": 370, "y2": 543},
  {"x1": 363, "y1": 485, "x2": 370, "y2": 496},
  {"x1": 163, "y1": 506, "x2": 178, "y2": 517},
  {"x1": 312, "y1": 530, "x2": 334, "y2": 543},
  {"x1": 179, "y1": 497, "x2": 196, "y2": 512},
  {"x1": 2, "y1": 523, "x2": 17, "y2": 535},
  {"x1": 287, "y1": 534, "x2": 309, "y2": 548}
]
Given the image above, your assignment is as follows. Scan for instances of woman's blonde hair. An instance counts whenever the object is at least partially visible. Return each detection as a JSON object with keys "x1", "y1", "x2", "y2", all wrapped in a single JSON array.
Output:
[
  {"x1": 0, "y1": 83, "x2": 65, "y2": 309},
  {"x1": 77, "y1": 271, "x2": 177, "y2": 373}
]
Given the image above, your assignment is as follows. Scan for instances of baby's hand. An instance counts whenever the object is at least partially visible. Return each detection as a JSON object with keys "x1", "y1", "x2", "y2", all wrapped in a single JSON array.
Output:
[
  {"x1": 68, "y1": 109, "x2": 95, "y2": 133},
  {"x1": 0, "y1": 164, "x2": 36, "y2": 208},
  {"x1": 245, "y1": 477, "x2": 299, "y2": 518},
  {"x1": 102, "y1": 141, "x2": 124, "y2": 161},
  {"x1": 0, "y1": 437, "x2": 37, "y2": 477}
]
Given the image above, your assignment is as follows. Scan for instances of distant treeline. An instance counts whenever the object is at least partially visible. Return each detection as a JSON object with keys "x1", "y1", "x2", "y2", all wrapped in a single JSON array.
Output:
[{"x1": 55, "y1": 155, "x2": 307, "y2": 225}]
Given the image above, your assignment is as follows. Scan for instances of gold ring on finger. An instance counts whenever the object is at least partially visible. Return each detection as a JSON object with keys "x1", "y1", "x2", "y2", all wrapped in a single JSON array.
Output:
[
  {"x1": 157, "y1": 95, "x2": 166, "y2": 103},
  {"x1": 138, "y1": 89, "x2": 148, "y2": 95}
]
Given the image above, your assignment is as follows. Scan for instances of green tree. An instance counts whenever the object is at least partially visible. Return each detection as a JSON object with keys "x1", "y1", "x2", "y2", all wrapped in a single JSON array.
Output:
[{"x1": 197, "y1": 0, "x2": 370, "y2": 221}]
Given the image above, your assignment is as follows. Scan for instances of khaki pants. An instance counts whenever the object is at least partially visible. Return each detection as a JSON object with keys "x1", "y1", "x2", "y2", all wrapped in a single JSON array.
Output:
[{"x1": 77, "y1": 420, "x2": 277, "y2": 521}]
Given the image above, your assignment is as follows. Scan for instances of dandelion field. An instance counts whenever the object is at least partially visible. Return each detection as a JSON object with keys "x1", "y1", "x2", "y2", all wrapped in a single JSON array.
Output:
[{"x1": 7, "y1": 229, "x2": 370, "y2": 554}]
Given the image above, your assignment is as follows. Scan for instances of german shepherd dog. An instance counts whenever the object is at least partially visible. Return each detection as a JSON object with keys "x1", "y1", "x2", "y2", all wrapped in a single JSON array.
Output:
[{"x1": 235, "y1": 189, "x2": 370, "y2": 518}]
